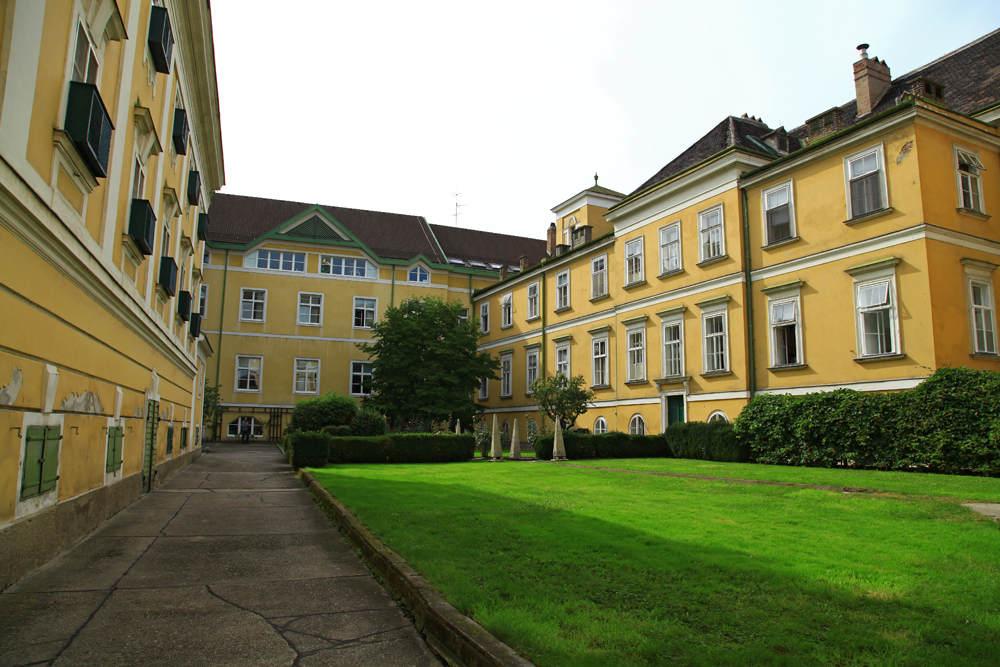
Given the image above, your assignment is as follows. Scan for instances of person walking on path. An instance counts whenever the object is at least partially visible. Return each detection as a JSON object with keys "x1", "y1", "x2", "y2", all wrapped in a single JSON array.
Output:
[{"x1": 240, "y1": 418, "x2": 251, "y2": 443}]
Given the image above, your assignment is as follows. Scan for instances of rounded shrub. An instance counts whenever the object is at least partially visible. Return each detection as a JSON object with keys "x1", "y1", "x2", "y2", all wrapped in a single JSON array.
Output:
[
  {"x1": 352, "y1": 407, "x2": 388, "y2": 437},
  {"x1": 287, "y1": 392, "x2": 357, "y2": 432}
]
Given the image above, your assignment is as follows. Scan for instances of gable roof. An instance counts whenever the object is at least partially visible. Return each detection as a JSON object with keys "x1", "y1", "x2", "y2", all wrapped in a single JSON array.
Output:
[{"x1": 206, "y1": 192, "x2": 544, "y2": 268}]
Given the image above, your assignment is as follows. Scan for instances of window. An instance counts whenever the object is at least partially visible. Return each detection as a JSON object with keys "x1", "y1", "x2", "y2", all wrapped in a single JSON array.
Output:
[
  {"x1": 769, "y1": 298, "x2": 801, "y2": 366},
  {"x1": 527, "y1": 283, "x2": 539, "y2": 319},
  {"x1": 594, "y1": 417, "x2": 608, "y2": 434},
  {"x1": 199, "y1": 284, "x2": 208, "y2": 318},
  {"x1": 500, "y1": 353, "x2": 512, "y2": 397},
  {"x1": 556, "y1": 342, "x2": 570, "y2": 376},
  {"x1": 480, "y1": 302, "x2": 489, "y2": 333},
  {"x1": 131, "y1": 158, "x2": 146, "y2": 200},
  {"x1": 699, "y1": 301, "x2": 729, "y2": 373},
  {"x1": 659, "y1": 223, "x2": 681, "y2": 275},
  {"x1": 247, "y1": 250, "x2": 305, "y2": 272},
  {"x1": 856, "y1": 280, "x2": 896, "y2": 356},
  {"x1": 501, "y1": 292, "x2": 513, "y2": 328},
  {"x1": 353, "y1": 297, "x2": 376, "y2": 329},
  {"x1": 629, "y1": 415, "x2": 646, "y2": 435},
  {"x1": 409, "y1": 266, "x2": 428, "y2": 282},
  {"x1": 350, "y1": 361, "x2": 372, "y2": 396},
  {"x1": 294, "y1": 358, "x2": 320, "y2": 394},
  {"x1": 227, "y1": 417, "x2": 263, "y2": 439},
  {"x1": 21, "y1": 426, "x2": 60, "y2": 499},
  {"x1": 970, "y1": 280, "x2": 997, "y2": 354},
  {"x1": 526, "y1": 347, "x2": 539, "y2": 392},
  {"x1": 235, "y1": 355, "x2": 262, "y2": 392},
  {"x1": 698, "y1": 205, "x2": 724, "y2": 261},
  {"x1": 320, "y1": 256, "x2": 373, "y2": 278},
  {"x1": 479, "y1": 376, "x2": 488, "y2": 400},
  {"x1": 161, "y1": 219, "x2": 171, "y2": 258},
  {"x1": 240, "y1": 289, "x2": 266, "y2": 322},
  {"x1": 625, "y1": 238, "x2": 644, "y2": 284},
  {"x1": 956, "y1": 147, "x2": 986, "y2": 213},
  {"x1": 707, "y1": 411, "x2": 730, "y2": 424},
  {"x1": 459, "y1": 308, "x2": 469, "y2": 323},
  {"x1": 592, "y1": 336, "x2": 608, "y2": 386},
  {"x1": 556, "y1": 271, "x2": 570, "y2": 310},
  {"x1": 662, "y1": 320, "x2": 684, "y2": 377},
  {"x1": 591, "y1": 255, "x2": 607, "y2": 298},
  {"x1": 626, "y1": 327, "x2": 645, "y2": 381},
  {"x1": 845, "y1": 145, "x2": 887, "y2": 219},
  {"x1": 763, "y1": 181, "x2": 795, "y2": 244},
  {"x1": 72, "y1": 23, "x2": 99, "y2": 85},
  {"x1": 298, "y1": 293, "x2": 323, "y2": 326},
  {"x1": 204, "y1": 247, "x2": 211, "y2": 265}
]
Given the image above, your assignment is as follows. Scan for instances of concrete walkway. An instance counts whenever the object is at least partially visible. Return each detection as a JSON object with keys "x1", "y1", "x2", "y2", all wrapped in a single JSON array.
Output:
[{"x1": 0, "y1": 443, "x2": 440, "y2": 667}]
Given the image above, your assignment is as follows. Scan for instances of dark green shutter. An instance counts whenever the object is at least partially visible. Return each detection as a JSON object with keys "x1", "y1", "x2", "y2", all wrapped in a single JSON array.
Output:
[
  {"x1": 114, "y1": 428, "x2": 124, "y2": 471},
  {"x1": 180, "y1": 426, "x2": 188, "y2": 450},
  {"x1": 166, "y1": 425, "x2": 174, "y2": 454},
  {"x1": 21, "y1": 426, "x2": 45, "y2": 499},
  {"x1": 106, "y1": 427, "x2": 124, "y2": 473},
  {"x1": 39, "y1": 427, "x2": 60, "y2": 493}
]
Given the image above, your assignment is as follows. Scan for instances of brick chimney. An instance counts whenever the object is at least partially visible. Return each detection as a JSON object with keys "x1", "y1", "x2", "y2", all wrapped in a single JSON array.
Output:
[
  {"x1": 519, "y1": 255, "x2": 528, "y2": 271},
  {"x1": 546, "y1": 222, "x2": 557, "y2": 255},
  {"x1": 499, "y1": 265, "x2": 508, "y2": 280},
  {"x1": 854, "y1": 43, "x2": 891, "y2": 117}
]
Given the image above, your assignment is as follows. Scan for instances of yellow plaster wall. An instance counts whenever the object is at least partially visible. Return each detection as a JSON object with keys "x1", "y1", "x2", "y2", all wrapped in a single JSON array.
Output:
[
  {"x1": 25, "y1": 0, "x2": 71, "y2": 182},
  {"x1": 0, "y1": 411, "x2": 22, "y2": 521},
  {"x1": 58, "y1": 415, "x2": 106, "y2": 499}
]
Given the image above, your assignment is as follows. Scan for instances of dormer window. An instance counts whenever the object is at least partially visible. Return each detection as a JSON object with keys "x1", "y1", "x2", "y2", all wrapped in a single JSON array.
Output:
[{"x1": 913, "y1": 77, "x2": 945, "y2": 101}]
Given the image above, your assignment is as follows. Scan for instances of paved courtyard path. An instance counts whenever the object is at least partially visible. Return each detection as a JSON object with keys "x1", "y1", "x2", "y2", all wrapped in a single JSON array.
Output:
[{"x1": 0, "y1": 443, "x2": 441, "y2": 667}]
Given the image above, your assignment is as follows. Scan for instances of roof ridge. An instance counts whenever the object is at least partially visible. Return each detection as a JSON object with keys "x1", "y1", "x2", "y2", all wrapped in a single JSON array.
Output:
[
  {"x1": 894, "y1": 27, "x2": 1000, "y2": 80},
  {"x1": 429, "y1": 224, "x2": 545, "y2": 243},
  {"x1": 214, "y1": 191, "x2": 424, "y2": 220}
]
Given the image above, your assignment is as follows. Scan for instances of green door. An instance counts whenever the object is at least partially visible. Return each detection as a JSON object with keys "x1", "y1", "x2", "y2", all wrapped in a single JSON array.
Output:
[
  {"x1": 143, "y1": 400, "x2": 159, "y2": 492},
  {"x1": 667, "y1": 395, "x2": 685, "y2": 426}
]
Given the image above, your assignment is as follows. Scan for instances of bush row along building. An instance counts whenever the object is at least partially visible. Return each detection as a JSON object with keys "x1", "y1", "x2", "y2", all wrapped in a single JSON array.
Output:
[
  {"x1": 0, "y1": 0, "x2": 222, "y2": 588},
  {"x1": 473, "y1": 35, "x2": 1000, "y2": 438}
]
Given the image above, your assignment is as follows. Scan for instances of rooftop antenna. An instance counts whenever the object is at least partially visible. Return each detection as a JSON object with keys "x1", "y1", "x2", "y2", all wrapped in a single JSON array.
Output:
[{"x1": 451, "y1": 191, "x2": 466, "y2": 227}]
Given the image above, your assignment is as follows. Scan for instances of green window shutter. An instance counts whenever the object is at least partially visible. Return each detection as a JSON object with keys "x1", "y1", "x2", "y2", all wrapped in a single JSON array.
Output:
[
  {"x1": 180, "y1": 426, "x2": 188, "y2": 450},
  {"x1": 39, "y1": 426, "x2": 60, "y2": 493},
  {"x1": 21, "y1": 426, "x2": 45, "y2": 499},
  {"x1": 114, "y1": 428, "x2": 124, "y2": 471},
  {"x1": 106, "y1": 427, "x2": 124, "y2": 473}
]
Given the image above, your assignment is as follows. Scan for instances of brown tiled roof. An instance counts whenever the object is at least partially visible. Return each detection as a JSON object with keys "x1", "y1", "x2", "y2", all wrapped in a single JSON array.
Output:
[
  {"x1": 206, "y1": 193, "x2": 546, "y2": 268},
  {"x1": 430, "y1": 224, "x2": 548, "y2": 268}
]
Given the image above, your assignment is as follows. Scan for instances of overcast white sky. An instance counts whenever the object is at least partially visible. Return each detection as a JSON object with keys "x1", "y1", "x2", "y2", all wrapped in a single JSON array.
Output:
[{"x1": 211, "y1": 1, "x2": 999, "y2": 240}]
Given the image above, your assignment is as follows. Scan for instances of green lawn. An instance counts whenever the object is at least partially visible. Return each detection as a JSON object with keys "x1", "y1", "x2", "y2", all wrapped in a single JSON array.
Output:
[{"x1": 310, "y1": 461, "x2": 1000, "y2": 667}]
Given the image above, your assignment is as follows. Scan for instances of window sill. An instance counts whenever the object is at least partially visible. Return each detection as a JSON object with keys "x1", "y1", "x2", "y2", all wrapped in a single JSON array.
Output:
[
  {"x1": 239, "y1": 318, "x2": 265, "y2": 324},
  {"x1": 657, "y1": 268, "x2": 684, "y2": 280},
  {"x1": 853, "y1": 353, "x2": 906, "y2": 364},
  {"x1": 299, "y1": 322, "x2": 322, "y2": 327},
  {"x1": 957, "y1": 207, "x2": 991, "y2": 221},
  {"x1": 844, "y1": 206, "x2": 894, "y2": 226},
  {"x1": 768, "y1": 363, "x2": 809, "y2": 372},
  {"x1": 524, "y1": 392, "x2": 534, "y2": 397},
  {"x1": 590, "y1": 293, "x2": 611, "y2": 303},
  {"x1": 554, "y1": 306, "x2": 572, "y2": 314},
  {"x1": 970, "y1": 352, "x2": 999, "y2": 360},
  {"x1": 654, "y1": 375, "x2": 689, "y2": 387},
  {"x1": 697, "y1": 255, "x2": 729, "y2": 268},
  {"x1": 525, "y1": 315, "x2": 541, "y2": 323},
  {"x1": 623, "y1": 280, "x2": 647, "y2": 290},
  {"x1": 591, "y1": 383, "x2": 612, "y2": 390},
  {"x1": 762, "y1": 236, "x2": 801, "y2": 250},
  {"x1": 624, "y1": 379, "x2": 648, "y2": 385},
  {"x1": 500, "y1": 325, "x2": 513, "y2": 330},
  {"x1": 500, "y1": 394, "x2": 513, "y2": 400},
  {"x1": 234, "y1": 389, "x2": 262, "y2": 394},
  {"x1": 700, "y1": 370, "x2": 732, "y2": 378}
]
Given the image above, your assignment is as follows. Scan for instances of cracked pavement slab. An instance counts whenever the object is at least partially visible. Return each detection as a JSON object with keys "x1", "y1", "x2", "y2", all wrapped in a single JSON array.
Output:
[{"x1": 0, "y1": 443, "x2": 442, "y2": 667}]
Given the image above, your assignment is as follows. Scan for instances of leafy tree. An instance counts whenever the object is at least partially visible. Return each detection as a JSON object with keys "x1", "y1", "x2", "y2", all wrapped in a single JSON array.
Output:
[
  {"x1": 202, "y1": 383, "x2": 222, "y2": 440},
  {"x1": 356, "y1": 296, "x2": 499, "y2": 426},
  {"x1": 529, "y1": 374, "x2": 595, "y2": 428}
]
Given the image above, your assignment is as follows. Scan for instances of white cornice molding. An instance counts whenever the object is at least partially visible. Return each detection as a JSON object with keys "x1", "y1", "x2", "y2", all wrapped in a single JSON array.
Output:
[
  {"x1": 474, "y1": 237, "x2": 615, "y2": 301},
  {"x1": 551, "y1": 190, "x2": 623, "y2": 218}
]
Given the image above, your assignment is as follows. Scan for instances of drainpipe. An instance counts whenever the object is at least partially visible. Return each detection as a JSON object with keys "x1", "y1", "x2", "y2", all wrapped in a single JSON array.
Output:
[
  {"x1": 740, "y1": 188, "x2": 756, "y2": 398},
  {"x1": 390, "y1": 266, "x2": 395, "y2": 307},
  {"x1": 540, "y1": 268, "x2": 547, "y2": 375}
]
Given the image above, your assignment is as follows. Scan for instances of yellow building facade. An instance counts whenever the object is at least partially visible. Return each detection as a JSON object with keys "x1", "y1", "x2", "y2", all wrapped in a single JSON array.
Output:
[
  {"x1": 475, "y1": 35, "x2": 1000, "y2": 438},
  {"x1": 201, "y1": 194, "x2": 547, "y2": 439},
  {"x1": 0, "y1": 0, "x2": 224, "y2": 587}
]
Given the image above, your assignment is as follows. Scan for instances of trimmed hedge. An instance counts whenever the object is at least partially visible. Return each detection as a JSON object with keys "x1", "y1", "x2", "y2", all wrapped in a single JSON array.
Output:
[
  {"x1": 285, "y1": 430, "x2": 333, "y2": 468},
  {"x1": 664, "y1": 421, "x2": 749, "y2": 462},
  {"x1": 321, "y1": 424, "x2": 353, "y2": 437},
  {"x1": 534, "y1": 431, "x2": 668, "y2": 460},
  {"x1": 287, "y1": 392, "x2": 357, "y2": 432},
  {"x1": 327, "y1": 433, "x2": 475, "y2": 464}
]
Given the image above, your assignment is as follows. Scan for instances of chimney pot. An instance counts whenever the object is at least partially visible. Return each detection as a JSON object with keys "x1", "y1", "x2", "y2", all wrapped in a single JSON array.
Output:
[{"x1": 857, "y1": 43, "x2": 870, "y2": 59}]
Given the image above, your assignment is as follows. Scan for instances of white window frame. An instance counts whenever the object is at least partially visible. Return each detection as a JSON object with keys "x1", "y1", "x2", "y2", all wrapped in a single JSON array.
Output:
[
  {"x1": 131, "y1": 157, "x2": 146, "y2": 200},
  {"x1": 763, "y1": 284, "x2": 804, "y2": 368},
  {"x1": 353, "y1": 296, "x2": 377, "y2": 330},
  {"x1": 500, "y1": 352, "x2": 512, "y2": 397},
  {"x1": 593, "y1": 417, "x2": 608, "y2": 434},
  {"x1": 293, "y1": 358, "x2": 321, "y2": 395},
  {"x1": 707, "y1": 411, "x2": 730, "y2": 424},
  {"x1": 297, "y1": 292, "x2": 323, "y2": 327},
  {"x1": 556, "y1": 270, "x2": 570, "y2": 310},
  {"x1": 72, "y1": 21, "x2": 100, "y2": 85},
  {"x1": 591, "y1": 334, "x2": 609, "y2": 387},
  {"x1": 698, "y1": 204, "x2": 725, "y2": 262},
  {"x1": 246, "y1": 250, "x2": 306, "y2": 273},
  {"x1": 762, "y1": 180, "x2": 796, "y2": 245},
  {"x1": 319, "y1": 255, "x2": 375, "y2": 278},
  {"x1": 203, "y1": 247, "x2": 212, "y2": 265},
  {"x1": 555, "y1": 341, "x2": 570, "y2": 376},
  {"x1": 239, "y1": 288, "x2": 267, "y2": 323},
  {"x1": 526, "y1": 282, "x2": 539, "y2": 320},
  {"x1": 661, "y1": 315, "x2": 685, "y2": 378},
  {"x1": 625, "y1": 237, "x2": 644, "y2": 285},
  {"x1": 954, "y1": 144, "x2": 987, "y2": 214},
  {"x1": 659, "y1": 222, "x2": 681, "y2": 275},
  {"x1": 591, "y1": 254, "x2": 608, "y2": 299},
  {"x1": 199, "y1": 284, "x2": 209, "y2": 319},
  {"x1": 844, "y1": 143, "x2": 889, "y2": 220},
  {"x1": 459, "y1": 308, "x2": 469, "y2": 323},
  {"x1": 228, "y1": 417, "x2": 263, "y2": 439},
  {"x1": 480, "y1": 302, "x2": 489, "y2": 333},
  {"x1": 660, "y1": 392, "x2": 687, "y2": 432},
  {"x1": 350, "y1": 360, "x2": 373, "y2": 396},
  {"x1": 629, "y1": 414, "x2": 646, "y2": 435},
  {"x1": 963, "y1": 260, "x2": 998, "y2": 355},
  {"x1": 700, "y1": 302, "x2": 730, "y2": 374},
  {"x1": 409, "y1": 266, "x2": 429, "y2": 283},
  {"x1": 848, "y1": 261, "x2": 901, "y2": 359},
  {"x1": 235, "y1": 355, "x2": 262, "y2": 393},
  {"x1": 626, "y1": 324, "x2": 646, "y2": 382},
  {"x1": 525, "y1": 346, "x2": 539, "y2": 393},
  {"x1": 478, "y1": 376, "x2": 488, "y2": 400},
  {"x1": 501, "y1": 292, "x2": 513, "y2": 328}
]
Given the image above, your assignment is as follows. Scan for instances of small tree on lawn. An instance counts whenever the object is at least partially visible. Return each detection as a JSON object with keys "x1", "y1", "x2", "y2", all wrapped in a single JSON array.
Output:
[
  {"x1": 356, "y1": 296, "x2": 499, "y2": 427},
  {"x1": 529, "y1": 374, "x2": 595, "y2": 428}
]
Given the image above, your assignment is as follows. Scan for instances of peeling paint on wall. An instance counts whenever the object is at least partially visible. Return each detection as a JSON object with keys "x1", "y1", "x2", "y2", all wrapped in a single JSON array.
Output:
[
  {"x1": 0, "y1": 368, "x2": 22, "y2": 406},
  {"x1": 896, "y1": 140, "x2": 913, "y2": 164},
  {"x1": 134, "y1": 404, "x2": 141, "y2": 418},
  {"x1": 61, "y1": 391, "x2": 104, "y2": 414}
]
